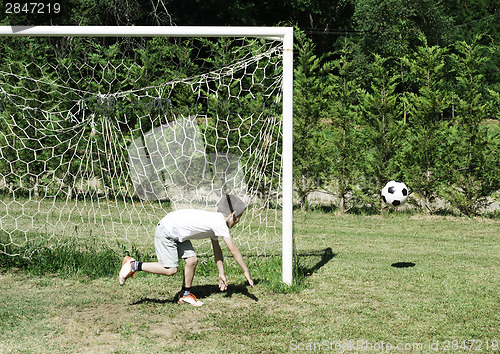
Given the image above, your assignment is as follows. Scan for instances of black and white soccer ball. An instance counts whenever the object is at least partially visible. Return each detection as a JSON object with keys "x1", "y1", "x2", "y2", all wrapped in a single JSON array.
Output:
[{"x1": 381, "y1": 181, "x2": 409, "y2": 207}]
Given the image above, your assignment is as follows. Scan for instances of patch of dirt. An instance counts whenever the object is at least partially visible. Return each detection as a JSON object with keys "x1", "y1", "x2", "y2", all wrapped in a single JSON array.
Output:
[{"x1": 49, "y1": 301, "x2": 210, "y2": 352}]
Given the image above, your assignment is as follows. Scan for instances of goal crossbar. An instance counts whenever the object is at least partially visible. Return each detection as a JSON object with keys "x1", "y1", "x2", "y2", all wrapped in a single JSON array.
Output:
[
  {"x1": 1, "y1": 25, "x2": 290, "y2": 39},
  {"x1": 0, "y1": 25, "x2": 294, "y2": 285}
]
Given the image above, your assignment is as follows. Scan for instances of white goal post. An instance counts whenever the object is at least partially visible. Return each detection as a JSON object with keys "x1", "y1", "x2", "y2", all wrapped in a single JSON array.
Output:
[{"x1": 0, "y1": 26, "x2": 294, "y2": 285}]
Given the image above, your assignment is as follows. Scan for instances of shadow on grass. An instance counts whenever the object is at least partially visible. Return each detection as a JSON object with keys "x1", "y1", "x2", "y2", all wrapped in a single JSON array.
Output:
[
  {"x1": 130, "y1": 248, "x2": 337, "y2": 304},
  {"x1": 391, "y1": 262, "x2": 416, "y2": 268},
  {"x1": 131, "y1": 297, "x2": 173, "y2": 305},
  {"x1": 193, "y1": 281, "x2": 259, "y2": 302},
  {"x1": 131, "y1": 280, "x2": 259, "y2": 306},
  {"x1": 297, "y1": 247, "x2": 336, "y2": 276}
]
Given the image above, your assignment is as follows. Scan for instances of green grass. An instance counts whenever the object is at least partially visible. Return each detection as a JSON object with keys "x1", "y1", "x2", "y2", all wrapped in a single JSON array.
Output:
[
  {"x1": 0, "y1": 238, "x2": 119, "y2": 278},
  {"x1": 0, "y1": 235, "x2": 306, "y2": 293},
  {"x1": 1, "y1": 211, "x2": 499, "y2": 352}
]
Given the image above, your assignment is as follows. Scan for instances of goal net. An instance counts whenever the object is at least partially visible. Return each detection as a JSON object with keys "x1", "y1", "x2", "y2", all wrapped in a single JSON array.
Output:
[{"x1": 0, "y1": 27, "x2": 293, "y2": 282}]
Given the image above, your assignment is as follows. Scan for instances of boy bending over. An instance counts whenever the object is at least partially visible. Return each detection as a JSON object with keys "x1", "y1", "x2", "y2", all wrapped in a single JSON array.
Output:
[{"x1": 119, "y1": 195, "x2": 254, "y2": 306}]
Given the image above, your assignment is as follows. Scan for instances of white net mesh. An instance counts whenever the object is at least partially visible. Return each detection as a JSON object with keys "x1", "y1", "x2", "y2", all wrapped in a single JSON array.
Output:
[{"x1": 0, "y1": 35, "x2": 284, "y2": 259}]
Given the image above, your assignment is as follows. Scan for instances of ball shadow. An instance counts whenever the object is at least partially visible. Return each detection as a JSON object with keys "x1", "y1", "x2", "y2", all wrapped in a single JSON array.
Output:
[{"x1": 391, "y1": 262, "x2": 416, "y2": 268}]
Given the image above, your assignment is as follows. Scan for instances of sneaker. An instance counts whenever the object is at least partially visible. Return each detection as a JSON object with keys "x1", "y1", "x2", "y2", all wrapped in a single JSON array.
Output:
[
  {"x1": 119, "y1": 256, "x2": 136, "y2": 286},
  {"x1": 178, "y1": 293, "x2": 204, "y2": 307}
]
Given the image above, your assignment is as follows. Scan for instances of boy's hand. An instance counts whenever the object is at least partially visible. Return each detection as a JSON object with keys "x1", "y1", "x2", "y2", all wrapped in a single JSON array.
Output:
[
  {"x1": 244, "y1": 270, "x2": 254, "y2": 288},
  {"x1": 218, "y1": 274, "x2": 228, "y2": 291}
]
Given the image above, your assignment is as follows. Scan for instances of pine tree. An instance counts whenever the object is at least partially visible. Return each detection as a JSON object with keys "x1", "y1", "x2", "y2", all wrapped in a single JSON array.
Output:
[
  {"x1": 293, "y1": 31, "x2": 333, "y2": 209},
  {"x1": 443, "y1": 37, "x2": 500, "y2": 215},
  {"x1": 357, "y1": 54, "x2": 403, "y2": 208},
  {"x1": 323, "y1": 40, "x2": 361, "y2": 213},
  {"x1": 400, "y1": 34, "x2": 451, "y2": 212}
]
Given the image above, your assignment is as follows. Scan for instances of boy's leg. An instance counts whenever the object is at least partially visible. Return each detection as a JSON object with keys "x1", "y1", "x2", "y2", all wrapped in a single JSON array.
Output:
[
  {"x1": 119, "y1": 223, "x2": 179, "y2": 285},
  {"x1": 177, "y1": 243, "x2": 203, "y2": 306},
  {"x1": 137, "y1": 231, "x2": 180, "y2": 275},
  {"x1": 182, "y1": 256, "x2": 198, "y2": 288},
  {"x1": 177, "y1": 242, "x2": 197, "y2": 291},
  {"x1": 141, "y1": 262, "x2": 178, "y2": 276},
  {"x1": 119, "y1": 258, "x2": 179, "y2": 285}
]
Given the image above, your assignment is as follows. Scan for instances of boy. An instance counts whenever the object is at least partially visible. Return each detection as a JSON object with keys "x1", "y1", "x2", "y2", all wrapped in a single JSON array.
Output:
[{"x1": 119, "y1": 194, "x2": 254, "y2": 306}]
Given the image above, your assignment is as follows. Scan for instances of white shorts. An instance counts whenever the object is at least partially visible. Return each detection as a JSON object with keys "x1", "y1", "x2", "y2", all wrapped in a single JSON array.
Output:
[{"x1": 154, "y1": 223, "x2": 197, "y2": 268}]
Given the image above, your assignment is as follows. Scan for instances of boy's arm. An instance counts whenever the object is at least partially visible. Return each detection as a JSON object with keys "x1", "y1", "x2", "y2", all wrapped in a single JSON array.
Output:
[
  {"x1": 222, "y1": 236, "x2": 254, "y2": 288},
  {"x1": 211, "y1": 238, "x2": 228, "y2": 291}
]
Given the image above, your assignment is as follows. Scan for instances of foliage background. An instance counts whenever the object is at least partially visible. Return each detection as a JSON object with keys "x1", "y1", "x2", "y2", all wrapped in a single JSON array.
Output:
[{"x1": 0, "y1": 0, "x2": 499, "y2": 216}]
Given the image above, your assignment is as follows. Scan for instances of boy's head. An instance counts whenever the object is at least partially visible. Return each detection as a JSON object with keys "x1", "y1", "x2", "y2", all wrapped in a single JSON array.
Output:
[{"x1": 217, "y1": 194, "x2": 246, "y2": 218}]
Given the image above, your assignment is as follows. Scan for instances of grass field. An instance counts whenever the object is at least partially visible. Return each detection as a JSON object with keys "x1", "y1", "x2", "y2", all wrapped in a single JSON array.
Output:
[{"x1": 1, "y1": 211, "x2": 499, "y2": 353}]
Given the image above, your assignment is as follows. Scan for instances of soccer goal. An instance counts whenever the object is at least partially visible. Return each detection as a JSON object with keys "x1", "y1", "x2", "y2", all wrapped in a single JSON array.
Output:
[{"x1": 0, "y1": 26, "x2": 294, "y2": 284}]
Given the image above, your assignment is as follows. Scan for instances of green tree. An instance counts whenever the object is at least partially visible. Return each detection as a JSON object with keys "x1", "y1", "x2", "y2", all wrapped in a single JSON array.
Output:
[
  {"x1": 323, "y1": 40, "x2": 361, "y2": 213},
  {"x1": 442, "y1": 37, "x2": 500, "y2": 215},
  {"x1": 400, "y1": 35, "x2": 451, "y2": 212},
  {"x1": 357, "y1": 54, "x2": 403, "y2": 208},
  {"x1": 352, "y1": 0, "x2": 453, "y2": 60},
  {"x1": 293, "y1": 31, "x2": 333, "y2": 209}
]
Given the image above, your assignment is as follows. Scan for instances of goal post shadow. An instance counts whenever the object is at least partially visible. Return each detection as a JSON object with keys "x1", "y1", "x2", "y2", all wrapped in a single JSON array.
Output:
[{"x1": 295, "y1": 247, "x2": 336, "y2": 277}]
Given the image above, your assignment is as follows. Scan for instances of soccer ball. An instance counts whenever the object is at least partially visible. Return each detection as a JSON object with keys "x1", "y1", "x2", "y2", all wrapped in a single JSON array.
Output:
[{"x1": 381, "y1": 181, "x2": 409, "y2": 207}]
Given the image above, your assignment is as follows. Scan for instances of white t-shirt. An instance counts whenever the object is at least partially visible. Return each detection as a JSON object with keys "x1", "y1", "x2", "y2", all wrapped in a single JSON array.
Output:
[{"x1": 158, "y1": 209, "x2": 231, "y2": 242}]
